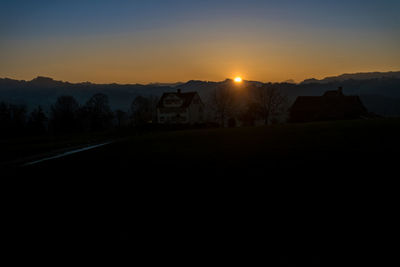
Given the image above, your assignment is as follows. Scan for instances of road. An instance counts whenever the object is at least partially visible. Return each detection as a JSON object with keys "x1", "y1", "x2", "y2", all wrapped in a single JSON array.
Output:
[{"x1": 23, "y1": 141, "x2": 114, "y2": 166}]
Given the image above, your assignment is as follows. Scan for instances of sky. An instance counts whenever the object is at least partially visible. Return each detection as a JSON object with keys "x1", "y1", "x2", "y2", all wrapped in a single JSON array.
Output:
[{"x1": 1, "y1": 0, "x2": 399, "y2": 84}]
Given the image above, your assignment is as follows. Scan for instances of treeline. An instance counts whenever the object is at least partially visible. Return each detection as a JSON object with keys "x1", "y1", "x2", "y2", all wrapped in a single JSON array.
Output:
[
  {"x1": 0, "y1": 93, "x2": 159, "y2": 139},
  {"x1": 0, "y1": 83, "x2": 291, "y2": 138},
  {"x1": 206, "y1": 82, "x2": 289, "y2": 127}
]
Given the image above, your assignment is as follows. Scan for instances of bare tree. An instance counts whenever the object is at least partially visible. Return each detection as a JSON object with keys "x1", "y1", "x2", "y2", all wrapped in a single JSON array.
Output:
[
  {"x1": 50, "y1": 96, "x2": 80, "y2": 133},
  {"x1": 28, "y1": 106, "x2": 48, "y2": 134},
  {"x1": 130, "y1": 95, "x2": 159, "y2": 126},
  {"x1": 82, "y1": 93, "x2": 114, "y2": 131},
  {"x1": 208, "y1": 84, "x2": 235, "y2": 127},
  {"x1": 115, "y1": 109, "x2": 128, "y2": 128},
  {"x1": 0, "y1": 102, "x2": 28, "y2": 137},
  {"x1": 252, "y1": 85, "x2": 288, "y2": 125}
]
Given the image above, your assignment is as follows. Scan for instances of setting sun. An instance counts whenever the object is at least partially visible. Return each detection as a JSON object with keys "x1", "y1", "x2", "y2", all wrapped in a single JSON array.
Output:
[{"x1": 234, "y1": 77, "x2": 243, "y2": 83}]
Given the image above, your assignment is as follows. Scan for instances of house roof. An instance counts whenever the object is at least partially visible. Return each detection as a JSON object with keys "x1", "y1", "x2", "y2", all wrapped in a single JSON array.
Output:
[
  {"x1": 291, "y1": 95, "x2": 366, "y2": 112},
  {"x1": 157, "y1": 91, "x2": 199, "y2": 109},
  {"x1": 323, "y1": 89, "x2": 344, "y2": 97}
]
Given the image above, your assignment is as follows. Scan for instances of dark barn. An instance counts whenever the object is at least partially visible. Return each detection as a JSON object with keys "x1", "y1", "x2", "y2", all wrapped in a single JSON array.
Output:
[{"x1": 289, "y1": 87, "x2": 368, "y2": 123}]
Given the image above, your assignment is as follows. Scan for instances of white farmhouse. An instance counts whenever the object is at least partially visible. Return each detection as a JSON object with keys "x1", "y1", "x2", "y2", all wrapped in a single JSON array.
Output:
[{"x1": 157, "y1": 89, "x2": 205, "y2": 124}]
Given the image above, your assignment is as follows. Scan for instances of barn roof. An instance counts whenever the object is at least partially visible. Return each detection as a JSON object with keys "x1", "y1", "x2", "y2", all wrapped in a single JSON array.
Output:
[
  {"x1": 290, "y1": 95, "x2": 366, "y2": 112},
  {"x1": 289, "y1": 88, "x2": 368, "y2": 122}
]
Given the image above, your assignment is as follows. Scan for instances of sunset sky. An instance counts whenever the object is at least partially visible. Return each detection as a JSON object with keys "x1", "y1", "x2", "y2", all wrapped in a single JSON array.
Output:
[{"x1": 1, "y1": 0, "x2": 399, "y2": 84}]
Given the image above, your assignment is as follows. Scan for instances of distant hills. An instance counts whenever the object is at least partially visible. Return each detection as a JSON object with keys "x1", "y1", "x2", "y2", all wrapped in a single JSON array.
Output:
[
  {"x1": 1, "y1": 71, "x2": 400, "y2": 116},
  {"x1": 302, "y1": 71, "x2": 400, "y2": 84},
  {"x1": 0, "y1": 76, "x2": 173, "y2": 111}
]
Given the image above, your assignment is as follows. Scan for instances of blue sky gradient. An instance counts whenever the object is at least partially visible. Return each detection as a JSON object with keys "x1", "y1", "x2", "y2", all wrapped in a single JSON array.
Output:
[{"x1": 1, "y1": 0, "x2": 399, "y2": 83}]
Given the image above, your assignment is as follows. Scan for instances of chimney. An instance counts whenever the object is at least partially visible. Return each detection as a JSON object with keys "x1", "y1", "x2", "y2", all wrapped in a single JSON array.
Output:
[{"x1": 177, "y1": 89, "x2": 181, "y2": 94}]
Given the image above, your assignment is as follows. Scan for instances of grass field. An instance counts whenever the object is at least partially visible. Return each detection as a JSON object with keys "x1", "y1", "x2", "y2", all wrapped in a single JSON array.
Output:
[
  {"x1": 5, "y1": 119, "x2": 399, "y2": 265},
  {"x1": 0, "y1": 129, "x2": 130, "y2": 165},
  {"x1": 1, "y1": 119, "x2": 400, "y2": 176},
  {"x1": 7, "y1": 118, "x2": 397, "y2": 178}
]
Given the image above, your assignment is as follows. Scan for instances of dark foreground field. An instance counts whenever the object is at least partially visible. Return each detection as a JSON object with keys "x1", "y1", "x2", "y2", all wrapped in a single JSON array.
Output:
[
  {"x1": 13, "y1": 118, "x2": 400, "y2": 174},
  {"x1": 4, "y1": 119, "x2": 400, "y2": 265}
]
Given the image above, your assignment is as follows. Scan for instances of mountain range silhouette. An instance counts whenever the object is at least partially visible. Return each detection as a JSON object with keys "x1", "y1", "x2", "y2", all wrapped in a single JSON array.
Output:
[{"x1": 1, "y1": 71, "x2": 400, "y2": 116}]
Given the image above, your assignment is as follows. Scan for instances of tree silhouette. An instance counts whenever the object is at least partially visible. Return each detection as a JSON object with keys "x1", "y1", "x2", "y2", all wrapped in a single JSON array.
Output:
[
  {"x1": 252, "y1": 85, "x2": 288, "y2": 125},
  {"x1": 0, "y1": 102, "x2": 29, "y2": 137},
  {"x1": 10, "y1": 104, "x2": 27, "y2": 133},
  {"x1": 28, "y1": 106, "x2": 48, "y2": 135},
  {"x1": 82, "y1": 93, "x2": 114, "y2": 131},
  {"x1": 50, "y1": 96, "x2": 80, "y2": 133},
  {"x1": 130, "y1": 95, "x2": 158, "y2": 126},
  {"x1": 239, "y1": 102, "x2": 259, "y2": 126},
  {"x1": 115, "y1": 109, "x2": 128, "y2": 128},
  {"x1": 208, "y1": 84, "x2": 235, "y2": 127},
  {"x1": 0, "y1": 102, "x2": 12, "y2": 137}
]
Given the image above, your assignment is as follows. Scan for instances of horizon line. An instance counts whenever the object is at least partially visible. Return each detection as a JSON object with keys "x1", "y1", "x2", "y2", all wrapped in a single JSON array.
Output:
[{"x1": 1, "y1": 69, "x2": 400, "y2": 86}]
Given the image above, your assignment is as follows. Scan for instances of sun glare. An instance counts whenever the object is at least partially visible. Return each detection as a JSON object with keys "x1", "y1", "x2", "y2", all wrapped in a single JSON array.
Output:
[{"x1": 234, "y1": 77, "x2": 243, "y2": 83}]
